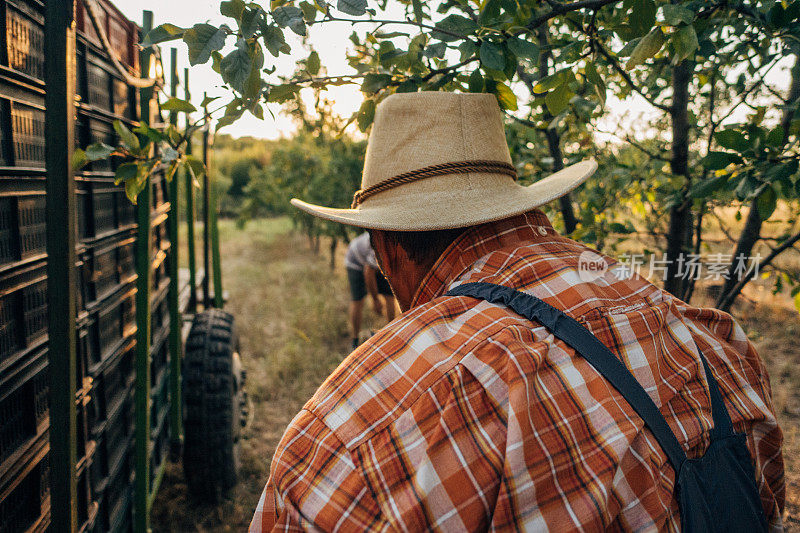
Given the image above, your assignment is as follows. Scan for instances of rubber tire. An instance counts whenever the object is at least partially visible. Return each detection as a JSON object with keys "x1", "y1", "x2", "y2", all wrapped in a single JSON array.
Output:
[{"x1": 182, "y1": 309, "x2": 244, "y2": 502}]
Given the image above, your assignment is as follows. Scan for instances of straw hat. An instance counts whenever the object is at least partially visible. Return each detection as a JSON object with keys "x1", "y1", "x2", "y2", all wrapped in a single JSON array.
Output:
[{"x1": 291, "y1": 91, "x2": 597, "y2": 231}]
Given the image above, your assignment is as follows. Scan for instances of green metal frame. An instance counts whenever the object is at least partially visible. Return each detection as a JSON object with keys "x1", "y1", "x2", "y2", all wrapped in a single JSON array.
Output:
[
  {"x1": 201, "y1": 105, "x2": 211, "y2": 308},
  {"x1": 167, "y1": 48, "x2": 183, "y2": 448},
  {"x1": 185, "y1": 68, "x2": 198, "y2": 314},
  {"x1": 44, "y1": 1, "x2": 78, "y2": 531},
  {"x1": 134, "y1": 10, "x2": 154, "y2": 533}
]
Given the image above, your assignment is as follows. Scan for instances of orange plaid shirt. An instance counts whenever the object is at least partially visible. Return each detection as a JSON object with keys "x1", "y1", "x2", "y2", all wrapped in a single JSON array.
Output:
[{"x1": 250, "y1": 210, "x2": 784, "y2": 532}]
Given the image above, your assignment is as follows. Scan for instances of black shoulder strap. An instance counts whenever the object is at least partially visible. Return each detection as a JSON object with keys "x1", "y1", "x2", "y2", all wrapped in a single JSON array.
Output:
[{"x1": 447, "y1": 281, "x2": 688, "y2": 472}]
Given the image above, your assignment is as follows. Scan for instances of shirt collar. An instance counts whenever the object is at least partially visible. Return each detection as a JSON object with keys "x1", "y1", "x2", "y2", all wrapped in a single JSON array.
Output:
[{"x1": 410, "y1": 209, "x2": 557, "y2": 308}]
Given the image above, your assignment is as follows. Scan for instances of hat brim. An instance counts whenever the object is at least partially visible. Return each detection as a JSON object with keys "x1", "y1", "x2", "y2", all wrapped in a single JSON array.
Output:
[{"x1": 290, "y1": 159, "x2": 597, "y2": 231}]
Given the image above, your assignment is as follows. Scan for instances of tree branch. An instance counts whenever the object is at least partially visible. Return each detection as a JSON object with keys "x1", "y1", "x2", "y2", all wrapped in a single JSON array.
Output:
[
  {"x1": 591, "y1": 40, "x2": 672, "y2": 112},
  {"x1": 718, "y1": 230, "x2": 800, "y2": 310},
  {"x1": 525, "y1": 0, "x2": 621, "y2": 31}
]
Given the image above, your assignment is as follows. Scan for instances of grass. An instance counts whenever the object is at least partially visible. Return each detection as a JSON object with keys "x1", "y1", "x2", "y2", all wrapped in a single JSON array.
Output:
[
  {"x1": 151, "y1": 217, "x2": 799, "y2": 531},
  {"x1": 151, "y1": 218, "x2": 385, "y2": 531}
]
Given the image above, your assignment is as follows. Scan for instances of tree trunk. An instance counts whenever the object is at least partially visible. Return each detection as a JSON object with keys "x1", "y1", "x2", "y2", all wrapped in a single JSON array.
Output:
[
  {"x1": 537, "y1": 26, "x2": 578, "y2": 234},
  {"x1": 663, "y1": 60, "x2": 693, "y2": 297},
  {"x1": 716, "y1": 53, "x2": 800, "y2": 310},
  {"x1": 329, "y1": 238, "x2": 337, "y2": 270}
]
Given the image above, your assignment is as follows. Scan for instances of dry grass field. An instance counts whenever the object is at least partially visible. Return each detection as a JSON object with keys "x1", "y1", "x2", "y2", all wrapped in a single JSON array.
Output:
[{"x1": 151, "y1": 217, "x2": 799, "y2": 532}]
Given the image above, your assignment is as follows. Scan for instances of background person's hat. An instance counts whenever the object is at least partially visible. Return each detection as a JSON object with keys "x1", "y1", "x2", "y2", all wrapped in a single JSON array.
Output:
[{"x1": 290, "y1": 91, "x2": 597, "y2": 231}]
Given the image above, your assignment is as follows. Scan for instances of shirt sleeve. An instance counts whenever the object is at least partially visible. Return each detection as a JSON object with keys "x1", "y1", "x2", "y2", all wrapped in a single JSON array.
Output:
[{"x1": 249, "y1": 409, "x2": 386, "y2": 532}]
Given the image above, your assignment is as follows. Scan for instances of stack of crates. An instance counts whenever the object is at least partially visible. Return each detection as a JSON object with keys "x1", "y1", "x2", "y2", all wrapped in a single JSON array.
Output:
[{"x1": 0, "y1": 0, "x2": 174, "y2": 531}]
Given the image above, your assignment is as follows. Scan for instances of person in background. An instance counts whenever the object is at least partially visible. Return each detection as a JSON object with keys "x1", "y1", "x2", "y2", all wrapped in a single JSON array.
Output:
[{"x1": 344, "y1": 231, "x2": 395, "y2": 350}]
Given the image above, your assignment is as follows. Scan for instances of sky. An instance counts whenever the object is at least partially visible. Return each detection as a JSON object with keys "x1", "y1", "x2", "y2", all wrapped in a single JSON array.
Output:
[{"x1": 113, "y1": 0, "x2": 791, "y2": 142}]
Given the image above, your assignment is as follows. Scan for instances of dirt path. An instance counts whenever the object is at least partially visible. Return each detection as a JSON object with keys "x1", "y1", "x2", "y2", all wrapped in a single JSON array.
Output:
[{"x1": 152, "y1": 219, "x2": 799, "y2": 531}]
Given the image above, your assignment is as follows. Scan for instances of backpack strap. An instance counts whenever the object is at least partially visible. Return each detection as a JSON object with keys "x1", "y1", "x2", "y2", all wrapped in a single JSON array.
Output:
[{"x1": 447, "y1": 281, "x2": 688, "y2": 473}]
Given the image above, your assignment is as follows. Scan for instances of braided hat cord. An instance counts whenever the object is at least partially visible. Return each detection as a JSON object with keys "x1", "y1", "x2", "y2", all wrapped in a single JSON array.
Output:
[{"x1": 351, "y1": 160, "x2": 517, "y2": 208}]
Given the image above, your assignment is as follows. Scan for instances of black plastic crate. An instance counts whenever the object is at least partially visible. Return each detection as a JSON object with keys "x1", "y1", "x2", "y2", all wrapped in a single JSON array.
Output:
[
  {"x1": 4, "y1": 0, "x2": 45, "y2": 82},
  {"x1": 90, "y1": 441, "x2": 132, "y2": 533},
  {"x1": 0, "y1": 261, "x2": 47, "y2": 367},
  {"x1": 79, "y1": 234, "x2": 137, "y2": 310},
  {"x1": 86, "y1": 57, "x2": 112, "y2": 113},
  {"x1": 0, "y1": 365, "x2": 46, "y2": 467},
  {"x1": 0, "y1": 450, "x2": 47, "y2": 533},
  {"x1": 87, "y1": 341, "x2": 133, "y2": 434},
  {"x1": 89, "y1": 396, "x2": 134, "y2": 509},
  {"x1": 84, "y1": 284, "x2": 135, "y2": 371},
  {"x1": 86, "y1": 118, "x2": 115, "y2": 173},
  {"x1": 0, "y1": 192, "x2": 46, "y2": 269},
  {"x1": 9, "y1": 100, "x2": 44, "y2": 168},
  {"x1": 149, "y1": 324, "x2": 168, "y2": 382},
  {"x1": 112, "y1": 78, "x2": 134, "y2": 121},
  {"x1": 76, "y1": 179, "x2": 136, "y2": 242}
]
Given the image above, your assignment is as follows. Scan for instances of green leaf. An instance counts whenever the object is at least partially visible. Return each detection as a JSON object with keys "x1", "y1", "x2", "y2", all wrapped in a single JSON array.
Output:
[
  {"x1": 757, "y1": 185, "x2": 777, "y2": 220},
  {"x1": 480, "y1": 41, "x2": 505, "y2": 71},
  {"x1": 220, "y1": 0, "x2": 245, "y2": 19},
  {"x1": 412, "y1": 0, "x2": 423, "y2": 23},
  {"x1": 479, "y1": 0, "x2": 502, "y2": 25},
  {"x1": 125, "y1": 174, "x2": 147, "y2": 204},
  {"x1": 507, "y1": 37, "x2": 538, "y2": 61},
  {"x1": 609, "y1": 222, "x2": 635, "y2": 234},
  {"x1": 424, "y1": 42, "x2": 447, "y2": 59},
  {"x1": 141, "y1": 23, "x2": 185, "y2": 47},
  {"x1": 626, "y1": 28, "x2": 664, "y2": 69},
  {"x1": 184, "y1": 154, "x2": 206, "y2": 180},
  {"x1": 337, "y1": 0, "x2": 367, "y2": 16},
  {"x1": 72, "y1": 148, "x2": 88, "y2": 171},
  {"x1": 183, "y1": 23, "x2": 228, "y2": 65},
  {"x1": 132, "y1": 123, "x2": 165, "y2": 143},
  {"x1": 671, "y1": 24, "x2": 698, "y2": 64},
  {"x1": 361, "y1": 73, "x2": 392, "y2": 94},
  {"x1": 433, "y1": 14, "x2": 478, "y2": 42},
  {"x1": 241, "y1": 6, "x2": 263, "y2": 39},
  {"x1": 766, "y1": 126, "x2": 784, "y2": 148},
  {"x1": 629, "y1": 0, "x2": 656, "y2": 37},
  {"x1": 661, "y1": 5, "x2": 694, "y2": 26},
  {"x1": 267, "y1": 83, "x2": 300, "y2": 102},
  {"x1": 715, "y1": 129, "x2": 749, "y2": 152},
  {"x1": 457, "y1": 40, "x2": 478, "y2": 62},
  {"x1": 395, "y1": 79, "x2": 419, "y2": 93},
  {"x1": 161, "y1": 97, "x2": 197, "y2": 113},
  {"x1": 489, "y1": 80, "x2": 517, "y2": 111},
  {"x1": 115, "y1": 162, "x2": 139, "y2": 183},
  {"x1": 161, "y1": 146, "x2": 179, "y2": 163},
  {"x1": 220, "y1": 40, "x2": 254, "y2": 93},
  {"x1": 690, "y1": 174, "x2": 727, "y2": 198},
  {"x1": 113, "y1": 120, "x2": 140, "y2": 151},
  {"x1": 273, "y1": 6, "x2": 306, "y2": 36},
  {"x1": 701, "y1": 151, "x2": 743, "y2": 170},
  {"x1": 533, "y1": 70, "x2": 565, "y2": 94},
  {"x1": 357, "y1": 99, "x2": 376, "y2": 131},
  {"x1": 300, "y1": 1, "x2": 318, "y2": 22},
  {"x1": 545, "y1": 83, "x2": 574, "y2": 115},
  {"x1": 468, "y1": 69, "x2": 484, "y2": 93},
  {"x1": 307, "y1": 51, "x2": 321, "y2": 75},
  {"x1": 211, "y1": 51, "x2": 223, "y2": 73},
  {"x1": 262, "y1": 25, "x2": 287, "y2": 57}
]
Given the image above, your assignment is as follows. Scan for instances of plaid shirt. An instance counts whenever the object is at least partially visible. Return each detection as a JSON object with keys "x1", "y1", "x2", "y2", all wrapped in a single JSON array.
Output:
[{"x1": 250, "y1": 210, "x2": 784, "y2": 532}]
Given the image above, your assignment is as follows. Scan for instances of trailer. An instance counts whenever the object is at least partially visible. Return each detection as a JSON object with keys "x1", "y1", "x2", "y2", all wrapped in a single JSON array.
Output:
[{"x1": 0, "y1": 1, "x2": 245, "y2": 531}]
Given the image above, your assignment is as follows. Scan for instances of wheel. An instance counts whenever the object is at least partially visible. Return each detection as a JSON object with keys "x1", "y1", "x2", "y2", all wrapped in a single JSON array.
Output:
[{"x1": 182, "y1": 309, "x2": 248, "y2": 501}]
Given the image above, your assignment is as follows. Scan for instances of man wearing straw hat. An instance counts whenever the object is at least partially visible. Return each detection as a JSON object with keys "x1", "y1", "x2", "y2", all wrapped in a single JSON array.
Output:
[{"x1": 250, "y1": 92, "x2": 784, "y2": 531}]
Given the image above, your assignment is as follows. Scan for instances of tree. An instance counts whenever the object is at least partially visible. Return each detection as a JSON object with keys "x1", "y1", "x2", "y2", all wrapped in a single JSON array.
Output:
[{"x1": 99, "y1": 0, "x2": 800, "y2": 311}]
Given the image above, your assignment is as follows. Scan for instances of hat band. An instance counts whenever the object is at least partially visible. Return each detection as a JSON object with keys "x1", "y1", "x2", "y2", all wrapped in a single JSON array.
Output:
[{"x1": 351, "y1": 160, "x2": 517, "y2": 208}]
